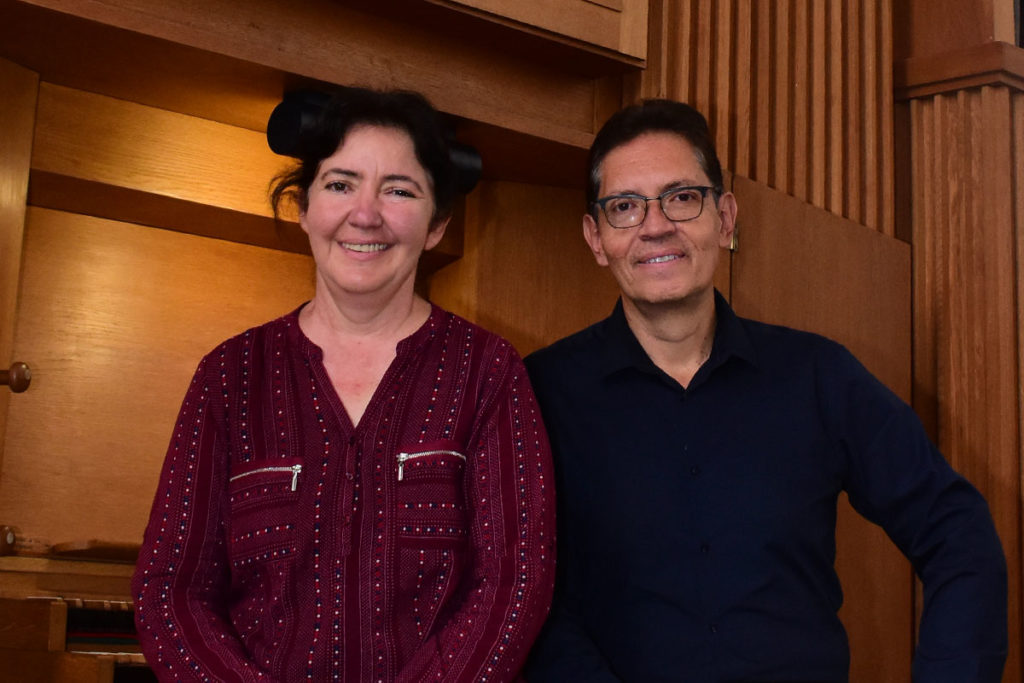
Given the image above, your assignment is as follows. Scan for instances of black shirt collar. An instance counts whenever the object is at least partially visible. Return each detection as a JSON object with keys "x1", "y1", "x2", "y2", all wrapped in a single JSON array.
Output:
[{"x1": 599, "y1": 289, "x2": 759, "y2": 381}]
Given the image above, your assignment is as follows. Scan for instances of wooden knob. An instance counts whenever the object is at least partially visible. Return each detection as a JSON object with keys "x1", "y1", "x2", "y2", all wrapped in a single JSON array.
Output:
[
  {"x1": 1, "y1": 362, "x2": 31, "y2": 393},
  {"x1": 0, "y1": 526, "x2": 18, "y2": 555}
]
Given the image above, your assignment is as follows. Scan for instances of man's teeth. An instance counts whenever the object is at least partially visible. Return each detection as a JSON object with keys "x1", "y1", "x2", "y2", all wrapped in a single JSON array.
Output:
[
  {"x1": 344, "y1": 242, "x2": 389, "y2": 252},
  {"x1": 643, "y1": 254, "x2": 680, "y2": 264}
]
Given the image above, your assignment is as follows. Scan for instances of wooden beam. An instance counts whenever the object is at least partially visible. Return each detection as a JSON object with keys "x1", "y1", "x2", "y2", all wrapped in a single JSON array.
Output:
[
  {"x1": 8, "y1": 0, "x2": 609, "y2": 148},
  {"x1": 896, "y1": 40, "x2": 1024, "y2": 100},
  {"x1": 0, "y1": 58, "x2": 37, "y2": 475}
]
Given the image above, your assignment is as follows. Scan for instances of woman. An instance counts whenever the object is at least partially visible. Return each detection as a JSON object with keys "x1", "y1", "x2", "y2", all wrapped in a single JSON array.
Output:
[{"x1": 132, "y1": 88, "x2": 555, "y2": 682}]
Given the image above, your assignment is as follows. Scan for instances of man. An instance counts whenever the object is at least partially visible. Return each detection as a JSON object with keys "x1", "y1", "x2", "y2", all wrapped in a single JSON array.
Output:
[{"x1": 524, "y1": 99, "x2": 1007, "y2": 682}]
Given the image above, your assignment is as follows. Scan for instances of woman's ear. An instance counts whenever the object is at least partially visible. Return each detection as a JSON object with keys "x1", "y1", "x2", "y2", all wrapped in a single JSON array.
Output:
[{"x1": 424, "y1": 215, "x2": 451, "y2": 251}]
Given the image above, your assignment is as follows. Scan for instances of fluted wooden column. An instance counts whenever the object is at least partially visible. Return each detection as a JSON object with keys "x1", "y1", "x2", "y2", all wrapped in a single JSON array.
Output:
[
  {"x1": 902, "y1": 44, "x2": 1024, "y2": 682},
  {"x1": 643, "y1": 0, "x2": 894, "y2": 235}
]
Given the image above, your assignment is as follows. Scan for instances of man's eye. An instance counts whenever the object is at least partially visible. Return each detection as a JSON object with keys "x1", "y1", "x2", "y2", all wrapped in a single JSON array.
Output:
[
  {"x1": 609, "y1": 198, "x2": 642, "y2": 214},
  {"x1": 666, "y1": 189, "x2": 700, "y2": 203}
]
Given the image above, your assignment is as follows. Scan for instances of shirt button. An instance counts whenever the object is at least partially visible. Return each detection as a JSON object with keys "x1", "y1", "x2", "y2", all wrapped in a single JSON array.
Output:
[
  {"x1": 348, "y1": 436, "x2": 356, "y2": 446},
  {"x1": 690, "y1": 465, "x2": 701, "y2": 476},
  {"x1": 709, "y1": 624, "x2": 718, "y2": 634},
  {"x1": 345, "y1": 472, "x2": 354, "y2": 481},
  {"x1": 700, "y1": 543, "x2": 710, "y2": 554}
]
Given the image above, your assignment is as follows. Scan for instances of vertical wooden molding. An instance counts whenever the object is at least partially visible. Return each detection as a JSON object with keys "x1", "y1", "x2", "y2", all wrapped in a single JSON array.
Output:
[
  {"x1": 861, "y1": 0, "x2": 879, "y2": 231},
  {"x1": 878, "y1": 0, "x2": 895, "y2": 238},
  {"x1": 843, "y1": 0, "x2": 863, "y2": 225},
  {"x1": 0, "y1": 58, "x2": 38, "y2": 475},
  {"x1": 753, "y1": 0, "x2": 774, "y2": 183},
  {"x1": 791, "y1": 0, "x2": 810, "y2": 202},
  {"x1": 732, "y1": 0, "x2": 753, "y2": 178},
  {"x1": 712, "y1": 0, "x2": 733, "y2": 169},
  {"x1": 810, "y1": 0, "x2": 827, "y2": 207},
  {"x1": 773, "y1": 0, "x2": 791, "y2": 191},
  {"x1": 827, "y1": 0, "x2": 846, "y2": 217},
  {"x1": 1014, "y1": 89, "x2": 1024, "y2": 683},
  {"x1": 911, "y1": 84, "x2": 1023, "y2": 682}
]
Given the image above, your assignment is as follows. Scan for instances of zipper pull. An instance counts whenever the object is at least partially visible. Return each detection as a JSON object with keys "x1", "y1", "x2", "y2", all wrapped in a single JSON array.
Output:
[
  {"x1": 396, "y1": 453, "x2": 410, "y2": 482},
  {"x1": 290, "y1": 464, "x2": 302, "y2": 491}
]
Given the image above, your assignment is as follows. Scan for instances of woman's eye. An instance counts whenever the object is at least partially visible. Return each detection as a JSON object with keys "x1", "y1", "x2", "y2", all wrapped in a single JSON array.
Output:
[
  {"x1": 325, "y1": 180, "x2": 350, "y2": 193},
  {"x1": 386, "y1": 187, "x2": 417, "y2": 199}
]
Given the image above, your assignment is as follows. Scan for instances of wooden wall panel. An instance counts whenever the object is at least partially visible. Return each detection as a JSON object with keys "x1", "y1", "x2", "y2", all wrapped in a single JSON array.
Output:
[
  {"x1": 911, "y1": 85, "x2": 1023, "y2": 682},
  {"x1": 0, "y1": 209, "x2": 314, "y2": 545},
  {"x1": 428, "y1": 181, "x2": 622, "y2": 357},
  {"x1": 730, "y1": 175, "x2": 913, "y2": 683},
  {"x1": 11, "y1": 0, "x2": 604, "y2": 149},
  {"x1": 644, "y1": 0, "x2": 895, "y2": 236},
  {"x1": 0, "y1": 59, "x2": 37, "y2": 472},
  {"x1": 28, "y1": 83, "x2": 313, "y2": 253}
]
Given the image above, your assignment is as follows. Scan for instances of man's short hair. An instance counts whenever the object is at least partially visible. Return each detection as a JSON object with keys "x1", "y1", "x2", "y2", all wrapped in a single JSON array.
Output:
[{"x1": 586, "y1": 99, "x2": 725, "y2": 218}]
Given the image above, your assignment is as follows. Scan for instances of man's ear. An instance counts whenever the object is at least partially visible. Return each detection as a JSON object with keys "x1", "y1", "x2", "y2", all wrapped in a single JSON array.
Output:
[
  {"x1": 716, "y1": 192, "x2": 738, "y2": 249},
  {"x1": 424, "y1": 215, "x2": 451, "y2": 251},
  {"x1": 583, "y1": 213, "x2": 609, "y2": 267}
]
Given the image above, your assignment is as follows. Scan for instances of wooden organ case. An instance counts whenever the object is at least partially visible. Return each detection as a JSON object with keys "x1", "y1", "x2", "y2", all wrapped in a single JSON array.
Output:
[{"x1": 0, "y1": 0, "x2": 642, "y2": 680}]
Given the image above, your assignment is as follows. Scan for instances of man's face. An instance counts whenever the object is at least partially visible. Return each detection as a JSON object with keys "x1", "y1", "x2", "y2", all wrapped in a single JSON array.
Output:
[{"x1": 583, "y1": 132, "x2": 736, "y2": 310}]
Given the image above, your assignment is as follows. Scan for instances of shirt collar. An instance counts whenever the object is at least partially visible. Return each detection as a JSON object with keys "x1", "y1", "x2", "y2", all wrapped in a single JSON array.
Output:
[{"x1": 599, "y1": 289, "x2": 759, "y2": 379}]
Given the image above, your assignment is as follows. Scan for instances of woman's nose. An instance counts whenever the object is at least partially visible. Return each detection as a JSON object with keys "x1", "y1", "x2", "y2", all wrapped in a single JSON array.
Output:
[{"x1": 347, "y1": 188, "x2": 384, "y2": 228}]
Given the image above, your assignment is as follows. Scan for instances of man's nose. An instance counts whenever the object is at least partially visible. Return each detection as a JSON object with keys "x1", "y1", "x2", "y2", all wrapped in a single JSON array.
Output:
[{"x1": 637, "y1": 199, "x2": 675, "y2": 238}]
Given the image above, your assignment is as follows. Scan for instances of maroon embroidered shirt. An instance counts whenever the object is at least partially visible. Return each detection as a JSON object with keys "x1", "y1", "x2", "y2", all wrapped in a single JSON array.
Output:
[{"x1": 132, "y1": 305, "x2": 556, "y2": 682}]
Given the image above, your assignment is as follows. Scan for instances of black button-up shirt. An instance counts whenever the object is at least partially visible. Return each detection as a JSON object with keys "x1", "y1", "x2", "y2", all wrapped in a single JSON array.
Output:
[{"x1": 524, "y1": 292, "x2": 1006, "y2": 682}]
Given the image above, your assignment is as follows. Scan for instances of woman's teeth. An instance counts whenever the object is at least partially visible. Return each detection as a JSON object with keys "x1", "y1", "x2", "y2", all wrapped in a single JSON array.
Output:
[{"x1": 344, "y1": 242, "x2": 389, "y2": 252}]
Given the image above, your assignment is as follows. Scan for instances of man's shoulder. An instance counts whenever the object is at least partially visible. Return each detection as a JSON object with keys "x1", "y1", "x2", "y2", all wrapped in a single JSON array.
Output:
[
  {"x1": 735, "y1": 312, "x2": 849, "y2": 361},
  {"x1": 525, "y1": 316, "x2": 609, "y2": 378}
]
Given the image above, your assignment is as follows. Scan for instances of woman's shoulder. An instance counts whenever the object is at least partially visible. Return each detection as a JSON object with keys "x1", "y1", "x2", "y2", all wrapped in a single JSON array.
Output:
[
  {"x1": 431, "y1": 305, "x2": 518, "y2": 357},
  {"x1": 199, "y1": 306, "x2": 305, "y2": 364}
]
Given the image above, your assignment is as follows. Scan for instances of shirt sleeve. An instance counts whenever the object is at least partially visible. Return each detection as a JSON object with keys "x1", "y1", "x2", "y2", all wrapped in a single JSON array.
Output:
[
  {"x1": 824, "y1": 344, "x2": 1008, "y2": 682},
  {"x1": 396, "y1": 346, "x2": 556, "y2": 683},
  {"x1": 132, "y1": 357, "x2": 269, "y2": 682},
  {"x1": 524, "y1": 603, "x2": 623, "y2": 683},
  {"x1": 521, "y1": 351, "x2": 622, "y2": 683}
]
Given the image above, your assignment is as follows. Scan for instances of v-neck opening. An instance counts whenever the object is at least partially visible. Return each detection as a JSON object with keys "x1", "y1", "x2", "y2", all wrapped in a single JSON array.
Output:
[{"x1": 291, "y1": 303, "x2": 441, "y2": 433}]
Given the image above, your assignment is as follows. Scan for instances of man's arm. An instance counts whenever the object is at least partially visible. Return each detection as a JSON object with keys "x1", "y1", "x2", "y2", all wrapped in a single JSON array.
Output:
[
  {"x1": 826, "y1": 345, "x2": 1007, "y2": 682},
  {"x1": 521, "y1": 348, "x2": 624, "y2": 683},
  {"x1": 132, "y1": 359, "x2": 269, "y2": 682},
  {"x1": 524, "y1": 600, "x2": 623, "y2": 682}
]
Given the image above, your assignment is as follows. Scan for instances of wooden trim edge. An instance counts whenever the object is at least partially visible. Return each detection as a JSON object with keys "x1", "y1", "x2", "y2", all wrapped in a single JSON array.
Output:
[{"x1": 895, "y1": 41, "x2": 1024, "y2": 100}]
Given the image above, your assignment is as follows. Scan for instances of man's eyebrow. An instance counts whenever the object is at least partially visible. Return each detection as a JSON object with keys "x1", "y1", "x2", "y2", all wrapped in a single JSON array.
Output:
[{"x1": 604, "y1": 179, "x2": 702, "y2": 196}]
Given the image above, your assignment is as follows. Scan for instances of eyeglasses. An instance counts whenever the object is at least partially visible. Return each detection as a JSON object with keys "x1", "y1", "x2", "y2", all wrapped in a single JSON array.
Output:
[{"x1": 593, "y1": 185, "x2": 721, "y2": 229}]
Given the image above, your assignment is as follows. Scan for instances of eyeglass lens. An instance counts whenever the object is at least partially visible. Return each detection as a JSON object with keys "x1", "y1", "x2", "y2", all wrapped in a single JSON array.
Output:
[{"x1": 604, "y1": 187, "x2": 707, "y2": 228}]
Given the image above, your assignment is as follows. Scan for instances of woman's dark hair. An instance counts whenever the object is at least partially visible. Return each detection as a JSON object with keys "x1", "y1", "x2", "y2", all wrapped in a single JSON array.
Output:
[
  {"x1": 270, "y1": 88, "x2": 457, "y2": 224},
  {"x1": 586, "y1": 99, "x2": 724, "y2": 217}
]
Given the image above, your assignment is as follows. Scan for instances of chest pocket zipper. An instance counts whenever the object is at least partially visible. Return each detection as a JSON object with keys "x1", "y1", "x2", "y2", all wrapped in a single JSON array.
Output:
[
  {"x1": 396, "y1": 450, "x2": 466, "y2": 481},
  {"x1": 229, "y1": 464, "x2": 303, "y2": 491}
]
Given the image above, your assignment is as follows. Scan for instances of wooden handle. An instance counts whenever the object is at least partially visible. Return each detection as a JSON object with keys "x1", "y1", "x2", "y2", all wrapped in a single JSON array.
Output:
[{"x1": 0, "y1": 362, "x2": 31, "y2": 393}]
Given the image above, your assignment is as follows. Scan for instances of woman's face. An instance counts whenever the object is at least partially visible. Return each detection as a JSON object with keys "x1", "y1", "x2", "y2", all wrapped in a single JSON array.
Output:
[{"x1": 299, "y1": 124, "x2": 447, "y2": 303}]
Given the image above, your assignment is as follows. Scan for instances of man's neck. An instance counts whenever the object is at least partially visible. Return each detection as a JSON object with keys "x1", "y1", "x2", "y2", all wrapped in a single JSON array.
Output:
[{"x1": 621, "y1": 290, "x2": 717, "y2": 389}]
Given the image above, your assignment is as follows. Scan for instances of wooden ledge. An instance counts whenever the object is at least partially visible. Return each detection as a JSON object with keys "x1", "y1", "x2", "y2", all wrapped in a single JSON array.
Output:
[{"x1": 895, "y1": 41, "x2": 1024, "y2": 100}]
